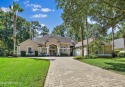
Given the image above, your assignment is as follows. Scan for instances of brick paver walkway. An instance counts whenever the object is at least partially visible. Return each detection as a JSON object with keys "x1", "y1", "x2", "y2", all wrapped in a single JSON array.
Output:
[{"x1": 44, "y1": 57, "x2": 125, "y2": 87}]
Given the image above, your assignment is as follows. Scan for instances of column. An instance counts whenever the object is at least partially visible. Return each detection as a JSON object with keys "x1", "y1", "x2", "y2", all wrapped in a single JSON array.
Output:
[
  {"x1": 103, "y1": 45, "x2": 105, "y2": 54},
  {"x1": 57, "y1": 46, "x2": 60, "y2": 56},
  {"x1": 46, "y1": 47, "x2": 49, "y2": 55},
  {"x1": 17, "y1": 46, "x2": 20, "y2": 55},
  {"x1": 67, "y1": 48, "x2": 70, "y2": 56}
]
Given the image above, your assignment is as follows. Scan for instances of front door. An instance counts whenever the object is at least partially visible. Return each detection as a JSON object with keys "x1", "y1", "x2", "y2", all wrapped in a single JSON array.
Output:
[
  {"x1": 50, "y1": 50, "x2": 56, "y2": 56},
  {"x1": 49, "y1": 44, "x2": 57, "y2": 56}
]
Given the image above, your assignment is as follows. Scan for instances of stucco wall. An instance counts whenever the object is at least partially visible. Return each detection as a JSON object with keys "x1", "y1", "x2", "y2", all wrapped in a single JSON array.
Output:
[
  {"x1": 46, "y1": 38, "x2": 71, "y2": 55},
  {"x1": 104, "y1": 46, "x2": 112, "y2": 54},
  {"x1": 46, "y1": 38, "x2": 60, "y2": 47},
  {"x1": 74, "y1": 47, "x2": 87, "y2": 56},
  {"x1": 74, "y1": 45, "x2": 112, "y2": 56},
  {"x1": 19, "y1": 39, "x2": 38, "y2": 53},
  {"x1": 18, "y1": 38, "x2": 71, "y2": 56}
]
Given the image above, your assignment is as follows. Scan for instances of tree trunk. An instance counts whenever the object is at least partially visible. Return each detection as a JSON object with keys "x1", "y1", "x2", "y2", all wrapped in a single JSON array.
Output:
[
  {"x1": 112, "y1": 27, "x2": 114, "y2": 53},
  {"x1": 13, "y1": 12, "x2": 16, "y2": 55},
  {"x1": 123, "y1": 32, "x2": 125, "y2": 51},
  {"x1": 124, "y1": 37, "x2": 125, "y2": 51},
  {"x1": 86, "y1": 16, "x2": 89, "y2": 56},
  {"x1": 81, "y1": 26, "x2": 84, "y2": 56}
]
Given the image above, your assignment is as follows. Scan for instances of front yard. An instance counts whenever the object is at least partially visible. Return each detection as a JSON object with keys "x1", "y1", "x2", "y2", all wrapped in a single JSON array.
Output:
[
  {"x1": 0, "y1": 58, "x2": 50, "y2": 87},
  {"x1": 80, "y1": 58, "x2": 125, "y2": 75}
]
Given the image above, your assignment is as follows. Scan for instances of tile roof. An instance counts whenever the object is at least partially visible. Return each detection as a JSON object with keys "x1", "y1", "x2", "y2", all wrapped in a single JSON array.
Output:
[
  {"x1": 33, "y1": 35, "x2": 76, "y2": 45},
  {"x1": 75, "y1": 38, "x2": 111, "y2": 47}
]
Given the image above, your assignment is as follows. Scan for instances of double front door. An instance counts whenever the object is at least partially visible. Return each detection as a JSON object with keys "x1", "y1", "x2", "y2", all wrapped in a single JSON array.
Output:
[{"x1": 49, "y1": 50, "x2": 56, "y2": 56}]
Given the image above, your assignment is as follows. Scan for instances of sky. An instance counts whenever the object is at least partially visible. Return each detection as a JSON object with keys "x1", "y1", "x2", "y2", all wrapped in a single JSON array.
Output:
[
  {"x1": 0, "y1": 0, "x2": 118, "y2": 34},
  {"x1": 0, "y1": 0, "x2": 63, "y2": 33}
]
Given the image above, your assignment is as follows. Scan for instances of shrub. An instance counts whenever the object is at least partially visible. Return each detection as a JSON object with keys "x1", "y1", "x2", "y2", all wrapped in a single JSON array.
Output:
[
  {"x1": 21, "y1": 51, "x2": 26, "y2": 57},
  {"x1": 13, "y1": 54, "x2": 18, "y2": 57},
  {"x1": 89, "y1": 53, "x2": 98, "y2": 58},
  {"x1": 40, "y1": 52, "x2": 46, "y2": 56},
  {"x1": 0, "y1": 48, "x2": 7, "y2": 56},
  {"x1": 35, "y1": 51, "x2": 38, "y2": 56},
  {"x1": 9, "y1": 51, "x2": 13, "y2": 56},
  {"x1": 114, "y1": 50, "x2": 120, "y2": 54},
  {"x1": 97, "y1": 54, "x2": 112, "y2": 58},
  {"x1": 112, "y1": 52, "x2": 117, "y2": 58},
  {"x1": 84, "y1": 55, "x2": 90, "y2": 59},
  {"x1": 75, "y1": 56, "x2": 83, "y2": 60},
  {"x1": 60, "y1": 53, "x2": 68, "y2": 56},
  {"x1": 118, "y1": 52, "x2": 125, "y2": 57}
]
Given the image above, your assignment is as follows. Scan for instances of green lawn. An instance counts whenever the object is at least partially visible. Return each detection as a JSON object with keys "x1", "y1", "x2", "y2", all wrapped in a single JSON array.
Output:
[
  {"x1": 80, "y1": 58, "x2": 125, "y2": 75},
  {"x1": 0, "y1": 58, "x2": 50, "y2": 87}
]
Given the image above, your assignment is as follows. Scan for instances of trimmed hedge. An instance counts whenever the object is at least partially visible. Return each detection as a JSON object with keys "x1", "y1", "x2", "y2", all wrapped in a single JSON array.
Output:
[
  {"x1": 60, "y1": 53, "x2": 68, "y2": 56},
  {"x1": 97, "y1": 54, "x2": 112, "y2": 58},
  {"x1": 114, "y1": 50, "x2": 120, "y2": 54},
  {"x1": 75, "y1": 56, "x2": 83, "y2": 60},
  {"x1": 21, "y1": 51, "x2": 26, "y2": 57},
  {"x1": 89, "y1": 53, "x2": 98, "y2": 58},
  {"x1": 35, "y1": 51, "x2": 38, "y2": 56},
  {"x1": 118, "y1": 52, "x2": 125, "y2": 57}
]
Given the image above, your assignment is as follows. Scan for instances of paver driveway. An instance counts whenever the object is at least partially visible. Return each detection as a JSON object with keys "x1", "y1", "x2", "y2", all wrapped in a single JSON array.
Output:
[{"x1": 44, "y1": 57, "x2": 125, "y2": 87}]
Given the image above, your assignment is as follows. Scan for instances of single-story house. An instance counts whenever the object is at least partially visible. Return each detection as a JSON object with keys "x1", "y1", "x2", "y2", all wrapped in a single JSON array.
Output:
[
  {"x1": 111, "y1": 38, "x2": 125, "y2": 50},
  {"x1": 74, "y1": 38, "x2": 112, "y2": 56},
  {"x1": 17, "y1": 35, "x2": 76, "y2": 56}
]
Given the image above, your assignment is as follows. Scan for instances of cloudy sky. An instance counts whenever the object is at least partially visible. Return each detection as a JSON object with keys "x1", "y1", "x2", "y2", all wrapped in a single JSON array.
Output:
[{"x1": 0, "y1": 0, "x2": 63, "y2": 33}]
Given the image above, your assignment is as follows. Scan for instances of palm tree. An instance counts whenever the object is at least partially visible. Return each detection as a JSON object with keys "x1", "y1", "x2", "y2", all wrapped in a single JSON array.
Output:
[{"x1": 9, "y1": 2, "x2": 24, "y2": 55}]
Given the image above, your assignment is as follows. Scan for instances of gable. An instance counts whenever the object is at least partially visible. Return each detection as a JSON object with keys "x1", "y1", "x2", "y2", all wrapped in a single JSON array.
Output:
[
  {"x1": 46, "y1": 38, "x2": 60, "y2": 46},
  {"x1": 114, "y1": 38, "x2": 124, "y2": 49},
  {"x1": 34, "y1": 35, "x2": 73, "y2": 45},
  {"x1": 48, "y1": 38, "x2": 59, "y2": 42},
  {"x1": 19, "y1": 39, "x2": 39, "y2": 46}
]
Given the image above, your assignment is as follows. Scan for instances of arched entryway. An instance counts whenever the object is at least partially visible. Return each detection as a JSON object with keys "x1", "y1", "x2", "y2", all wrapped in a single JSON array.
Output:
[{"x1": 49, "y1": 44, "x2": 57, "y2": 56}]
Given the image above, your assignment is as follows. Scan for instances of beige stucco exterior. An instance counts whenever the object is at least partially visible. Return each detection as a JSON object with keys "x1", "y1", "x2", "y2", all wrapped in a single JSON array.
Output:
[
  {"x1": 17, "y1": 39, "x2": 39, "y2": 55},
  {"x1": 74, "y1": 45, "x2": 112, "y2": 56},
  {"x1": 17, "y1": 38, "x2": 71, "y2": 56},
  {"x1": 46, "y1": 38, "x2": 71, "y2": 56},
  {"x1": 104, "y1": 46, "x2": 112, "y2": 54}
]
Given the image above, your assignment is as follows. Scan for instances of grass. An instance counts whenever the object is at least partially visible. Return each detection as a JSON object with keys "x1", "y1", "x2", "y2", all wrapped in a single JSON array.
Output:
[
  {"x1": 80, "y1": 58, "x2": 125, "y2": 75},
  {"x1": 0, "y1": 58, "x2": 50, "y2": 87}
]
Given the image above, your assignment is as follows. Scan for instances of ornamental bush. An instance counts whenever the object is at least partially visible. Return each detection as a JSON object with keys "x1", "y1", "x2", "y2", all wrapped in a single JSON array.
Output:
[
  {"x1": 60, "y1": 53, "x2": 68, "y2": 56},
  {"x1": 114, "y1": 50, "x2": 120, "y2": 54},
  {"x1": 21, "y1": 51, "x2": 26, "y2": 57},
  {"x1": 118, "y1": 52, "x2": 125, "y2": 57},
  {"x1": 89, "y1": 53, "x2": 98, "y2": 58},
  {"x1": 35, "y1": 51, "x2": 38, "y2": 56},
  {"x1": 75, "y1": 56, "x2": 83, "y2": 60}
]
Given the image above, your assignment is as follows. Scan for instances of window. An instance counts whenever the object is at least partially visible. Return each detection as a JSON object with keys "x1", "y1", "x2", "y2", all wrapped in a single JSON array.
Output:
[
  {"x1": 42, "y1": 48, "x2": 46, "y2": 53},
  {"x1": 27, "y1": 47, "x2": 32, "y2": 53}
]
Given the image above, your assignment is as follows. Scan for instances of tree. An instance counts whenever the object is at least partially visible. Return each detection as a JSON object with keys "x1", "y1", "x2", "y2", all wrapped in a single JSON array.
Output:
[
  {"x1": 0, "y1": 4, "x2": 43, "y2": 56},
  {"x1": 40, "y1": 26, "x2": 49, "y2": 36},
  {"x1": 16, "y1": 16, "x2": 31, "y2": 43},
  {"x1": 115, "y1": 22, "x2": 125, "y2": 39},
  {"x1": 51, "y1": 23, "x2": 66, "y2": 37},
  {"x1": 89, "y1": 38, "x2": 103, "y2": 54},
  {"x1": 65, "y1": 26, "x2": 81, "y2": 41},
  {"x1": 9, "y1": 2, "x2": 24, "y2": 55},
  {"x1": 30, "y1": 21, "x2": 41, "y2": 39},
  {"x1": 90, "y1": 0, "x2": 125, "y2": 53},
  {"x1": 55, "y1": 0, "x2": 86, "y2": 56}
]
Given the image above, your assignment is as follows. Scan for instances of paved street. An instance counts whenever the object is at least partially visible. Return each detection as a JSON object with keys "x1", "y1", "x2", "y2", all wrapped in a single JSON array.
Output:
[{"x1": 43, "y1": 57, "x2": 125, "y2": 87}]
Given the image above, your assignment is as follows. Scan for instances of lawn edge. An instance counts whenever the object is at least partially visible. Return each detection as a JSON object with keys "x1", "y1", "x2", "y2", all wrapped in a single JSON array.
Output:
[
  {"x1": 28, "y1": 58, "x2": 50, "y2": 87},
  {"x1": 42, "y1": 59, "x2": 50, "y2": 87},
  {"x1": 74, "y1": 58, "x2": 125, "y2": 76}
]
